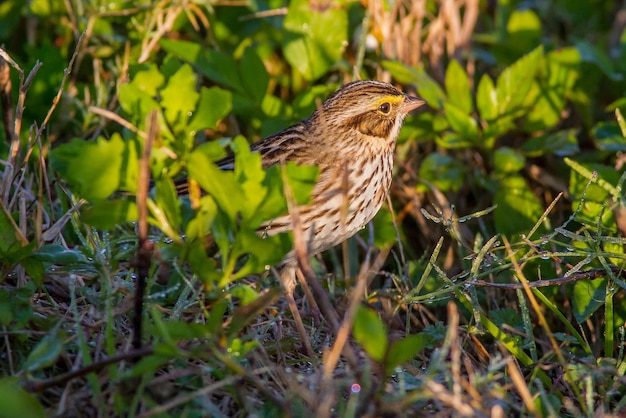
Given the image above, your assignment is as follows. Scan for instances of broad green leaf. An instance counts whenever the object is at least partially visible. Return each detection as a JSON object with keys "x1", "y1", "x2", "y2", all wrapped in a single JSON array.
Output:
[
  {"x1": 576, "y1": 40, "x2": 622, "y2": 81},
  {"x1": 494, "y1": 175, "x2": 545, "y2": 238},
  {"x1": 383, "y1": 61, "x2": 447, "y2": 109},
  {"x1": 0, "y1": 204, "x2": 28, "y2": 256},
  {"x1": 418, "y1": 153, "x2": 466, "y2": 192},
  {"x1": 506, "y1": 9, "x2": 542, "y2": 57},
  {"x1": 292, "y1": 84, "x2": 338, "y2": 118},
  {"x1": 567, "y1": 160, "x2": 620, "y2": 202},
  {"x1": 371, "y1": 207, "x2": 398, "y2": 248},
  {"x1": 185, "y1": 195, "x2": 218, "y2": 242},
  {"x1": 592, "y1": 121, "x2": 626, "y2": 151},
  {"x1": 51, "y1": 134, "x2": 139, "y2": 200},
  {"x1": 521, "y1": 129, "x2": 580, "y2": 157},
  {"x1": 239, "y1": 47, "x2": 269, "y2": 103},
  {"x1": 230, "y1": 283, "x2": 259, "y2": 305},
  {"x1": 160, "y1": 64, "x2": 200, "y2": 132},
  {"x1": 160, "y1": 39, "x2": 243, "y2": 91},
  {"x1": 22, "y1": 257, "x2": 44, "y2": 285},
  {"x1": 126, "y1": 64, "x2": 165, "y2": 97},
  {"x1": 24, "y1": 332, "x2": 64, "y2": 372},
  {"x1": 496, "y1": 46, "x2": 543, "y2": 115},
  {"x1": 31, "y1": 244, "x2": 87, "y2": 265},
  {"x1": 227, "y1": 230, "x2": 291, "y2": 283},
  {"x1": 188, "y1": 87, "x2": 233, "y2": 134},
  {"x1": 476, "y1": 74, "x2": 498, "y2": 122},
  {"x1": 445, "y1": 60, "x2": 472, "y2": 113},
  {"x1": 154, "y1": 178, "x2": 182, "y2": 232},
  {"x1": 523, "y1": 59, "x2": 576, "y2": 132},
  {"x1": 353, "y1": 305, "x2": 388, "y2": 362},
  {"x1": 231, "y1": 136, "x2": 268, "y2": 223},
  {"x1": 282, "y1": 0, "x2": 347, "y2": 80},
  {"x1": 0, "y1": 378, "x2": 46, "y2": 418},
  {"x1": 261, "y1": 94, "x2": 289, "y2": 118},
  {"x1": 188, "y1": 154, "x2": 244, "y2": 222},
  {"x1": 82, "y1": 199, "x2": 138, "y2": 229},
  {"x1": 0, "y1": 284, "x2": 34, "y2": 327},
  {"x1": 616, "y1": 108, "x2": 626, "y2": 137},
  {"x1": 385, "y1": 333, "x2": 431, "y2": 375},
  {"x1": 284, "y1": 163, "x2": 318, "y2": 206},
  {"x1": 118, "y1": 78, "x2": 161, "y2": 124},
  {"x1": 494, "y1": 147, "x2": 525, "y2": 174},
  {"x1": 572, "y1": 278, "x2": 607, "y2": 323},
  {"x1": 185, "y1": 241, "x2": 219, "y2": 286},
  {"x1": 444, "y1": 102, "x2": 479, "y2": 141},
  {"x1": 435, "y1": 132, "x2": 475, "y2": 149}
]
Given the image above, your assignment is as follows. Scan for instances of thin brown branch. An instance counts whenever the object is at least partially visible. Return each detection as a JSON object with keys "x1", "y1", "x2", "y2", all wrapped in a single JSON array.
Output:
[
  {"x1": 0, "y1": 54, "x2": 14, "y2": 144},
  {"x1": 133, "y1": 110, "x2": 157, "y2": 350},
  {"x1": 24, "y1": 346, "x2": 155, "y2": 393},
  {"x1": 472, "y1": 265, "x2": 623, "y2": 289}
]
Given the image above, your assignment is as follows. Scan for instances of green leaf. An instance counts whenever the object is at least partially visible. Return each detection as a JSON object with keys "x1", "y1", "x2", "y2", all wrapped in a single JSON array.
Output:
[
  {"x1": 476, "y1": 74, "x2": 498, "y2": 122},
  {"x1": 494, "y1": 175, "x2": 545, "y2": 238},
  {"x1": 444, "y1": 102, "x2": 479, "y2": 141},
  {"x1": 0, "y1": 204, "x2": 28, "y2": 257},
  {"x1": 385, "y1": 334, "x2": 431, "y2": 375},
  {"x1": 418, "y1": 153, "x2": 466, "y2": 192},
  {"x1": 0, "y1": 378, "x2": 46, "y2": 418},
  {"x1": 435, "y1": 132, "x2": 475, "y2": 149},
  {"x1": 227, "y1": 230, "x2": 291, "y2": 283},
  {"x1": 592, "y1": 121, "x2": 626, "y2": 151},
  {"x1": 118, "y1": 71, "x2": 162, "y2": 126},
  {"x1": 239, "y1": 47, "x2": 269, "y2": 103},
  {"x1": 188, "y1": 86, "x2": 233, "y2": 134},
  {"x1": 185, "y1": 195, "x2": 218, "y2": 242},
  {"x1": 445, "y1": 60, "x2": 472, "y2": 113},
  {"x1": 496, "y1": 46, "x2": 543, "y2": 115},
  {"x1": 573, "y1": 278, "x2": 607, "y2": 323},
  {"x1": 371, "y1": 208, "x2": 398, "y2": 248},
  {"x1": 567, "y1": 159, "x2": 620, "y2": 203},
  {"x1": 82, "y1": 199, "x2": 138, "y2": 229},
  {"x1": 188, "y1": 152, "x2": 245, "y2": 222},
  {"x1": 282, "y1": 0, "x2": 348, "y2": 80},
  {"x1": 521, "y1": 129, "x2": 580, "y2": 157},
  {"x1": 522, "y1": 58, "x2": 576, "y2": 132},
  {"x1": 576, "y1": 40, "x2": 622, "y2": 81},
  {"x1": 506, "y1": 9, "x2": 542, "y2": 57},
  {"x1": 51, "y1": 134, "x2": 139, "y2": 201},
  {"x1": 232, "y1": 136, "x2": 268, "y2": 223},
  {"x1": 352, "y1": 305, "x2": 388, "y2": 362},
  {"x1": 494, "y1": 147, "x2": 525, "y2": 174},
  {"x1": 31, "y1": 244, "x2": 87, "y2": 265},
  {"x1": 24, "y1": 332, "x2": 64, "y2": 373},
  {"x1": 383, "y1": 61, "x2": 447, "y2": 109},
  {"x1": 160, "y1": 39, "x2": 243, "y2": 91},
  {"x1": 154, "y1": 178, "x2": 182, "y2": 232},
  {"x1": 160, "y1": 64, "x2": 200, "y2": 132},
  {"x1": 230, "y1": 283, "x2": 259, "y2": 305},
  {"x1": 125, "y1": 64, "x2": 165, "y2": 97}
]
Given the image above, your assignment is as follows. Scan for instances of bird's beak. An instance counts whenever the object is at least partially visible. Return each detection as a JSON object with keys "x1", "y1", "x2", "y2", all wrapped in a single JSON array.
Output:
[{"x1": 401, "y1": 95, "x2": 426, "y2": 113}]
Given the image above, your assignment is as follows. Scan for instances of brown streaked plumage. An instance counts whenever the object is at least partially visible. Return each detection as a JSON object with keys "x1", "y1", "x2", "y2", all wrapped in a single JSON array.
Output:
[{"x1": 186, "y1": 80, "x2": 425, "y2": 352}]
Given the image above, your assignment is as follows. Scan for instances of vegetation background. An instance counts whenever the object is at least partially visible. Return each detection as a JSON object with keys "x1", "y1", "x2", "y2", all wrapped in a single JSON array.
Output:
[{"x1": 0, "y1": 0, "x2": 625, "y2": 416}]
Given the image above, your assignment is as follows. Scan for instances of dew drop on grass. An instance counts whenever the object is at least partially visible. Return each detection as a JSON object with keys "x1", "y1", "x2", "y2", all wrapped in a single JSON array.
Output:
[{"x1": 350, "y1": 383, "x2": 361, "y2": 393}]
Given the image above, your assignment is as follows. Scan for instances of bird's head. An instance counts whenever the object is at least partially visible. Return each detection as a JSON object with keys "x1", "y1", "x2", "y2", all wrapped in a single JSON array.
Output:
[{"x1": 315, "y1": 80, "x2": 425, "y2": 142}]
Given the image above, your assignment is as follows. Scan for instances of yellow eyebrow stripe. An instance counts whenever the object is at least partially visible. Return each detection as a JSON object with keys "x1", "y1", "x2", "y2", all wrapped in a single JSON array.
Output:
[{"x1": 375, "y1": 95, "x2": 404, "y2": 107}]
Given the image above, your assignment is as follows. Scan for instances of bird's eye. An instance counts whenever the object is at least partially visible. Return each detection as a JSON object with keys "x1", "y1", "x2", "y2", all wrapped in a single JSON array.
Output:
[{"x1": 378, "y1": 102, "x2": 391, "y2": 114}]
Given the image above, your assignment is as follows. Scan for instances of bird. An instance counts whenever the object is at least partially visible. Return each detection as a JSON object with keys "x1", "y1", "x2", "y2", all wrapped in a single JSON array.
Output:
[{"x1": 183, "y1": 80, "x2": 425, "y2": 351}]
